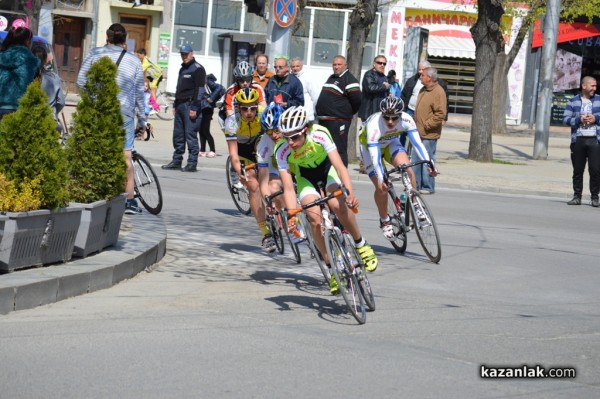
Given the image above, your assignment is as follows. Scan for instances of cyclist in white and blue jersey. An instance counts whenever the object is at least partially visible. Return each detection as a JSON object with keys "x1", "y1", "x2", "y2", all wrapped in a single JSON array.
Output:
[{"x1": 359, "y1": 97, "x2": 437, "y2": 240}]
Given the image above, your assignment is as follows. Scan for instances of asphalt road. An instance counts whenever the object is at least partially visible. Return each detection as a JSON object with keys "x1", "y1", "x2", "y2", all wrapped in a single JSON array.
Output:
[{"x1": 0, "y1": 167, "x2": 598, "y2": 398}]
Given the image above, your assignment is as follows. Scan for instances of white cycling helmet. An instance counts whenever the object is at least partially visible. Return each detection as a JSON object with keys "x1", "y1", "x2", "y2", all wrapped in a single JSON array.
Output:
[
  {"x1": 278, "y1": 106, "x2": 308, "y2": 134},
  {"x1": 380, "y1": 96, "x2": 404, "y2": 116},
  {"x1": 233, "y1": 61, "x2": 253, "y2": 79}
]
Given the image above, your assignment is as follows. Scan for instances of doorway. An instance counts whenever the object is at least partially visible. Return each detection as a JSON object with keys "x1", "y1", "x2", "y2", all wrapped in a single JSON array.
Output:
[
  {"x1": 53, "y1": 17, "x2": 85, "y2": 94},
  {"x1": 120, "y1": 15, "x2": 150, "y2": 54}
]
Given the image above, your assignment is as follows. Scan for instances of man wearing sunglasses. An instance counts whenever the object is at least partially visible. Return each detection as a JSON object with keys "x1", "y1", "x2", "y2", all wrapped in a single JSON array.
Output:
[
  {"x1": 225, "y1": 87, "x2": 275, "y2": 253},
  {"x1": 264, "y1": 55, "x2": 304, "y2": 109},
  {"x1": 275, "y1": 106, "x2": 378, "y2": 295},
  {"x1": 359, "y1": 97, "x2": 437, "y2": 240},
  {"x1": 358, "y1": 55, "x2": 390, "y2": 122}
]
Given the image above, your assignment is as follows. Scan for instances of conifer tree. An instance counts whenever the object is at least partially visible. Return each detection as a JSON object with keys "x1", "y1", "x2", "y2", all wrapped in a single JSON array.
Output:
[
  {"x1": 0, "y1": 81, "x2": 69, "y2": 210},
  {"x1": 66, "y1": 57, "x2": 127, "y2": 202}
]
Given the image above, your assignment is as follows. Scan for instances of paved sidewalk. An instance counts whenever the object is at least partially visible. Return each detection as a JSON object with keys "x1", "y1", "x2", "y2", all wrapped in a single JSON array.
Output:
[{"x1": 0, "y1": 104, "x2": 578, "y2": 315}]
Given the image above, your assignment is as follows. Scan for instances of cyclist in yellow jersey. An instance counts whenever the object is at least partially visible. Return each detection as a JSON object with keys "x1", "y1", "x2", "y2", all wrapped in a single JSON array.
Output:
[
  {"x1": 225, "y1": 87, "x2": 275, "y2": 252},
  {"x1": 275, "y1": 106, "x2": 378, "y2": 294}
]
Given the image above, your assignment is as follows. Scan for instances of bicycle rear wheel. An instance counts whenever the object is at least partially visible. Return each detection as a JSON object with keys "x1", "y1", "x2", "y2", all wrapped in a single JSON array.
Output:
[
  {"x1": 155, "y1": 90, "x2": 175, "y2": 121},
  {"x1": 225, "y1": 156, "x2": 251, "y2": 215},
  {"x1": 299, "y1": 212, "x2": 328, "y2": 282},
  {"x1": 410, "y1": 191, "x2": 441, "y2": 263},
  {"x1": 325, "y1": 229, "x2": 366, "y2": 324},
  {"x1": 133, "y1": 152, "x2": 163, "y2": 214},
  {"x1": 342, "y1": 233, "x2": 375, "y2": 311},
  {"x1": 387, "y1": 189, "x2": 407, "y2": 254}
]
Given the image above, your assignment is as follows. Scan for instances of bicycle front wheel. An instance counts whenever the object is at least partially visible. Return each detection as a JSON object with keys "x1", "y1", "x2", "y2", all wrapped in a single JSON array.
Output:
[
  {"x1": 281, "y1": 211, "x2": 301, "y2": 264},
  {"x1": 268, "y1": 214, "x2": 285, "y2": 254},
  {"x1": 325, "y1": 229, "x2": 366, "y2": 324},
  {"x1": 225, "y1": 156, "x2": 251, "y2": 215},
  {"x1": 155, "y1": 90, "x2": 175, "y2": 121},
  {"x1": 387, "y1": 189, "x2": 407, "y2": 254},
  {"x1": 299, "y1": 212, "x2": 327, "y2": 282},
  {"x1": 133, "y1": 152, "x2": 163, "y2": 214},
  {"x1": 410, "y1": 191, "x2": 441, "y2": 263},
  {"x1": 342, "y1": 233, "x2": 375, "y2": 312}
]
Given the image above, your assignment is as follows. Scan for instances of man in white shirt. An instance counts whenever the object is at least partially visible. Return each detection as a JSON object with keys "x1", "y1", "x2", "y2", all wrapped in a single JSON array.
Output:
[{"x1": 290, "y1": 57, "x2": 319, "y2": 122}]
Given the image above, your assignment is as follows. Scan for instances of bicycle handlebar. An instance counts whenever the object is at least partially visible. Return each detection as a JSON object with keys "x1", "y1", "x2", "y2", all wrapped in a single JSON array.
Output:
[
  {"x1": 285, "y1": 184, "x2": 358, "y2": 218},
  {"x1": 386, "y1": 159, "x2": 437, "y2": 176}
]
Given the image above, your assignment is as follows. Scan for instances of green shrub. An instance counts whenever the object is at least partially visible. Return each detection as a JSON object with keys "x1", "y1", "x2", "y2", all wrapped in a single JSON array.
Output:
[
  {"x1": 66, "y1": 56, "x2": 127, "y2": 202},
  {"x1": 0, "y1": 174, "x2": 43, "y2": 212},
  {"x1": 0, "y1": 81, "x2": 69, "y2": 210}
]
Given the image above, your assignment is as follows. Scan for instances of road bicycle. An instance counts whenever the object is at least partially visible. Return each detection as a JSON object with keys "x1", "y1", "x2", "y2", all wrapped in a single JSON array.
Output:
[
  {"x1": 384, "y1": 159, "x2": 441, "y2": 263},
  {"x1": 286, "y1": 185, "x2": 375, "y2": 324},
  {"x1": 264, "y1": 189, "x2": 301, "y2": 264},
  {"x1": 225, "y1": 156, "x2": 252, "y2": 215},
  {"x1": 132, "y1": 150, "x2": 163, "y2": 214},
  {"x1": 151, "y1": 88, "x2": 175, "y2": 121}
]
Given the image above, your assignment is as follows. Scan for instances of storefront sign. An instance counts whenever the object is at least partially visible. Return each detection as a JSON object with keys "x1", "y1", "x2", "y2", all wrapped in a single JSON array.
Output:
[
  {"x1": 385, "y1": 6, "x2": 404, "y2": 75},
  {"x1": 0, "y1": 16, "x2": 7, "y2": 31},
  {"x1": 532, "y1": 20, "x2": 600, "y2": 48}
]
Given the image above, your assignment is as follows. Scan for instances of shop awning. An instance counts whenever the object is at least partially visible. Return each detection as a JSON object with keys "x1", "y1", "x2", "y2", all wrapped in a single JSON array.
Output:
[
  {"x1": 427, "y1": 35, "x2": 475, "y2": 59},
  {"x1": 532, "y1": 20, "x2": 600, "y2": 48}
]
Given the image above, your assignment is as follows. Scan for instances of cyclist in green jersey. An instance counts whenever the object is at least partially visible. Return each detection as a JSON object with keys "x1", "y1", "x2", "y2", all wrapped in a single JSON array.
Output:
[{"x1": 274, "y1": 106, "x2": 378, "y2": 295}]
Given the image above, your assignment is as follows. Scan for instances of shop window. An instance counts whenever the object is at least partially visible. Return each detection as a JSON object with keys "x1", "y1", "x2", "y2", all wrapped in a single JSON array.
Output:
[
  {"x1": 312, "y1": 41, "x2": 339, "y2": 66},
  {"x1": 244, "y1": 12, "x2": 267, "y2": 32},
  {"x1": 211, "y1": 0, "x2": 241, "y2": 30},
  {"x1": 290, "y1": 37, "x2": 307, "y2": 61},
  {"x1": 313, "y1": 9, "x2": 344, "y2": 41},
  {"x1": 173, "y1": 27, "x2": 205, "y2": 53},
  {"x1": 292, "y1": 8, "x2": 311, "y2": 38},
  {"x1": 175, "y1": 0, "x2": 209, "y2": 28}
]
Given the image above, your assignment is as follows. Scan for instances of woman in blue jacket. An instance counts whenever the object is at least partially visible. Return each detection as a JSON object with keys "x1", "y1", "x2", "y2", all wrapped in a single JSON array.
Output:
[{"x1": 0, "y1": 27, "x2": 40, "y2": 121}]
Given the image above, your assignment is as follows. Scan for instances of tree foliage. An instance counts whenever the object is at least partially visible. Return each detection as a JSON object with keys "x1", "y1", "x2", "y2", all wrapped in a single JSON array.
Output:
[
  {"x1": 66, "y1": 57, "x2": 127, "y2": 203},
  {"x1": 0, "y1": 82, "x2": 69, "y2": 209}
]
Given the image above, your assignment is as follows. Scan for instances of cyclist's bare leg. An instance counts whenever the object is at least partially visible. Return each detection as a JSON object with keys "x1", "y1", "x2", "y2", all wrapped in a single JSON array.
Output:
[
  {"x1": 302, "y1": 193, "x2": 330, "y2": 264},
  {"x1": 124, "y1": 150, "x2": 135, "y2": 200},
  {"x1": 268, "y1": 178, "x2": 285, "y2": 210},
  {"x1": 370, "y1": 174, "x2": 389, "y2": 220},
  {"x1": 245, "y1": 169, "x2": 266, "y2": 226}
]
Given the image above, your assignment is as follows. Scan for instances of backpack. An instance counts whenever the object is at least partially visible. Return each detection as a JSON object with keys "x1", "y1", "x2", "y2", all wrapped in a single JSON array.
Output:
[{"x1": 145, "y1": 58, "x2": 162, "y2": 80}]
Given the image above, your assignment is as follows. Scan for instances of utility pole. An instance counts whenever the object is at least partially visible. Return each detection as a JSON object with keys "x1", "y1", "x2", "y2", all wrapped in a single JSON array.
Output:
[{"x1": 533, "y1": 0, "x2": 560, "y2": 160}]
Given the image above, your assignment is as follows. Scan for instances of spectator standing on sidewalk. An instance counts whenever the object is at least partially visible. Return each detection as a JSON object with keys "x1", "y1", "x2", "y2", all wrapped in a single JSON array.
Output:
[
  {"x1": 563, "y1": 75, "x2": 600, "y2": 207},
  {"x1": 387, "y1": 70, "x2": 402, "y2": 97},
  {"x1": 252, "y1": 54, "x2": 274, "y2": 91},
  {"x1": 198, "y1": 73, "x2": 224, "y2": 158},
  {"x1": 32, "y1": 45, "x2": 65, "y2": 132},
  {"x1": 315, "y1": 55, "x2": 362, "y2": 166},
  {"x1": 401, "y1": 60, "x2": 449, "y2": 119},
  {"x1": 290, "y1": 57, "x2": 319, "y2": 122},
  {"x1": 77, "y1": 23, "x2": 146, "y2": 214},
  {"x1": 0, "y1": 26, "x2": 40, "y2": 121},
  {"x1": 412, "y1": 66, "x2": 446, "y2": 195},
  {"x1": 264, "y1": 55, "x2": 304, "y2": 108},
  {"x1": 358, "y1": 55, "x2": 389, "y2": 122},
  {"x1": 161, "y1": 44, "x2": 206, "y2": 172}
]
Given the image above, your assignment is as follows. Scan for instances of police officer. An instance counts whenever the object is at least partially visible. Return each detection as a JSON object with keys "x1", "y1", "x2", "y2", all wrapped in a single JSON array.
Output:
[{"x1": 162, "y1": 44, "x2": 206, "y2": 172}]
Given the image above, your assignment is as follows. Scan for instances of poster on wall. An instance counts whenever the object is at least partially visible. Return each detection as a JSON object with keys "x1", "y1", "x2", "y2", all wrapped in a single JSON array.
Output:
[
  {"x1": 158, "y1": 32, "x2": 170, "y2": 68},
  {"x1": 553, "y1": 49, "x2": 582, "y2": 92}
]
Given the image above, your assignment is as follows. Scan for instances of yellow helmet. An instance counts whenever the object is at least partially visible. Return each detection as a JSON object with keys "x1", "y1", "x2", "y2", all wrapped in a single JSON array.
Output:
[{"x1": 235, "y1": 87, "x2": 260, "y2": 105}]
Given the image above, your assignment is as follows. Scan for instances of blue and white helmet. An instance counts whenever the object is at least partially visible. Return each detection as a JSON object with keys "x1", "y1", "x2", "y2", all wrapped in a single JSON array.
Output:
[{"x1": 261, "y1": 102, "x2": 284, "y2": 130}]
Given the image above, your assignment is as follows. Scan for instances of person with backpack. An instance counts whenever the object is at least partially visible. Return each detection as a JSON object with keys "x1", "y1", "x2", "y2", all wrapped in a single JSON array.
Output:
[
  {"x1": 136, "y1": 48, "x2": 163, "y2": 104},
  {"x1": 198, "y1": 73, "x2": 224, "y2": 158}
]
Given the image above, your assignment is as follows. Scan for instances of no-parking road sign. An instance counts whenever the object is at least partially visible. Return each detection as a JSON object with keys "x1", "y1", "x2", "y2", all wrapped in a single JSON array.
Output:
[{"x1": 273, "y1": 0, "x2": 296, "y2": 28}]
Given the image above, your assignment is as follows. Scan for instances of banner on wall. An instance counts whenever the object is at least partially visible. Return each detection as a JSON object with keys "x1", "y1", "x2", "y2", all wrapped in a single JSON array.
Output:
[
  {"x1": 158, "y1": 32, "x2": 170, "y2": 68},
  {"x1": 385, "y1": 6, "x2": 405, "y2": 81}
]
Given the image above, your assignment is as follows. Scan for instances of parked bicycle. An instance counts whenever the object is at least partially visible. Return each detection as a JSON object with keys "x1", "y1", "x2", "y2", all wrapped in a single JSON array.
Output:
[
  {"x1": 151, "y1": 88, "x2": 175, "y2": 121},
  {"x1": 132, "y1": 150, "x2": 163, "y2": 214},
  {"x1": 384, "y1": 159, "x2": 441, "y2": 263},
  {"x1": 285, "y1": 185, "x2": 375, "y2": 324}
]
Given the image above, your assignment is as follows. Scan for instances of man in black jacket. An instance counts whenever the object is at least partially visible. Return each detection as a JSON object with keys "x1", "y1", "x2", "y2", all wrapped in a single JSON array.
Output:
[
  {"x1": 358, "y1": 55, "x2": 389, "y2": 121},
  {"x1": 162, "y1": 44, "x2": 206, "y2": 172},
  {"x1": 401, "y1": 60, "x2": 449, "y2": 120},
  {"x1": 315, "y1": 55, "x2": 362, "y2": 166}
]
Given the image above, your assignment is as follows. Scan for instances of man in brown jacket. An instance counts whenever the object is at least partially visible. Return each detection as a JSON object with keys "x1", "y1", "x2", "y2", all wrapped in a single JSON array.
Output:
[{"x1": 412, "y1": 66, "x2": 446, "y2": 194}]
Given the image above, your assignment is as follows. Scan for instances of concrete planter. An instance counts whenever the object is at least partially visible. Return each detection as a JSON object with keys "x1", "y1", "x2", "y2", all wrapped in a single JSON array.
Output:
[
  {"x1": 0, "y1": 207, "x2": 82, "y2": 272},
  {"x1": 72, "y1": 193, "x2": 127, "y2": 258}
]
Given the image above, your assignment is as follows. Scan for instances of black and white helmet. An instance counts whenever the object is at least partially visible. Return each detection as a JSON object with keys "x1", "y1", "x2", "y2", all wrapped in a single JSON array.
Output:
[
  {"x1": 380, "y1": 96, "x2": 404, "y2": 116},
  {"x1": 233, "y1": 61, "x2": 253, "y2": 79},
  {"x1": 278, "y1": 106, "x2": 308, "y2": 134}
]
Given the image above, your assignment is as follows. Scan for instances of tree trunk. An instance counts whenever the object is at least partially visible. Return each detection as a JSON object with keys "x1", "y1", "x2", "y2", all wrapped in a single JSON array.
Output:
[
  {"x1": 21, "y1": 0, "x2": 43, "y2": 35},
  {"x1": 469, "y1": 0, "x2": 504, "y2": 162},
  {"x1": 491, "y1": 53, "x2": 508, "y2": 136},
  {"x1": 346, "y1": 0, "x2": 378, "y2": 164}
]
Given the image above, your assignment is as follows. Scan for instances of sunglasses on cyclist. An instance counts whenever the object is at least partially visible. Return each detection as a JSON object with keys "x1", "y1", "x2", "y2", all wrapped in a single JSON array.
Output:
[
  {"x1": 284, "y1": 129, "x2": 305, "y2": 142},
  {"x1": 266, "y1": 129, "x2": 280, "y2": 135},
  {"x1": 383, "y1": 115, "x2": 399, "y2": 121},
  {"x1": 240, "y1": 105, "x2": 258, "y2": 112}
]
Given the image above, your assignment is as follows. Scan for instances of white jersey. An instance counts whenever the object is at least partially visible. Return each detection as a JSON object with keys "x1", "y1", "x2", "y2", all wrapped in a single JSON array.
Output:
[
  {"x1": 359, "y1": 112, "x2": 431, "y2": 183},
  {"x1": 256, "y1": 133, "x2": 279, "y2": 175}
]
